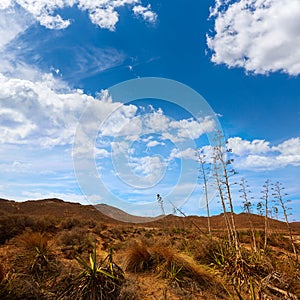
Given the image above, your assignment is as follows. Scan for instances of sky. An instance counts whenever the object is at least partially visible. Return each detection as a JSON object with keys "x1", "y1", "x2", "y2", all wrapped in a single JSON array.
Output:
[{"x1": 0, "y1": 0, "x2": 299, "y2": 221}]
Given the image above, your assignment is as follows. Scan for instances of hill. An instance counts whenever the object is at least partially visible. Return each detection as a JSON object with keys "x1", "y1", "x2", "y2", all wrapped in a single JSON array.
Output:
[
  {"x1": 95, "y1": 203, "x2": 161, "y2": 223},
  {"x1": 0, "y1": 197, "x2": 299, "y2": 231},
  {"x1": 0, "y1": 198, "x2": 299, "y2": 299}
]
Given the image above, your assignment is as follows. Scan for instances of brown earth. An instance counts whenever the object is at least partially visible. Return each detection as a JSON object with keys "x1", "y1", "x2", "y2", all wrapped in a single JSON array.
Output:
[
  {"x1": 1, "y1": 197, "x2": 299, "y2": 231},
  {"x1": 0, "y1": 198, "x2": 299, "y2": 299}
]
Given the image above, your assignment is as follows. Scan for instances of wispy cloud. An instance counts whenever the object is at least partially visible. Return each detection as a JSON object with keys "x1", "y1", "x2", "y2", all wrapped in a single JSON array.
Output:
[
  {"x1": 208, "y1": 0, "x2": 300, "y2": 75},
  {"x1": 63, "y1": 46, "x2": 126, "y2": 82},
  {"x1": 0, "y1": 5, "x2": 33, "y2": 49}
]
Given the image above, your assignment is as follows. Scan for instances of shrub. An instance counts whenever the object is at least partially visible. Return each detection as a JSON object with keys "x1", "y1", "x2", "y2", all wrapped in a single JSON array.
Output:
[
  {"x1": 14, "y1": 231, "x2": 59, "y2": 281},
  {"x1": 59, "y1": 228, "x2": 94, "y2": 258},
  {"x1": 60, "y1": 217, "x2": 82, "y2": 230},
  {"x1": 123, "y1": 242, "x2": 225, "y2": 294},
  {"x1": 0, "y1": 215, "x2": 34, "y2": 244},
  {"x1": 0, "y1": 273, "x2": 43, "y2": 300},
  {"x1": 58, "y1": 245, "x2": 124, "y2": 300}
]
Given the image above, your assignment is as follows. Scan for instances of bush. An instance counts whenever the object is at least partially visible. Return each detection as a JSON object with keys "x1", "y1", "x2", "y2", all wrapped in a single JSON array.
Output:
[
  {"x1": 123, "y1": 242, "x2": 225, "y2": 293},
  {"x1": 0, "y1": 273, "x2": 43, "y2": 300},
  {"x1": 14, "y1": 231, "x2": 59, "y2": 281},
  {"x1": 59, "y1": 228, "x2": 94, "y2": 258},
  {"x1": 60, "y1": 217, "x2": 82, "y2": 230},
  {"x1": 58, "y1": 245, "x2": 124, "y2": 300},
  {"x1": 0, "y1": 215, "x2": 34, "y2": 244}
]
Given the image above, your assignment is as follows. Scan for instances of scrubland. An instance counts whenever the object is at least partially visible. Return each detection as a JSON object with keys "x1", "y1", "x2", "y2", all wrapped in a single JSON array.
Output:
[{"x1": 0, "y1": 199, "x2": 299, "y2": 299}]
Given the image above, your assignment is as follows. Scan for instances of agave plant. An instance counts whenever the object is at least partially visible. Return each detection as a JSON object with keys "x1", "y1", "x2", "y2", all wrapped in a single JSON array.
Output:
[{"x1": 59, "y1": 244, "x2": 124, "y2": 300}]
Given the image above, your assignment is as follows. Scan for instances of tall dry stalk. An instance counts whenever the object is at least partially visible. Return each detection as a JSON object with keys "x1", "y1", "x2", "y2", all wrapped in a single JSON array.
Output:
[
  {"x1": 213, "y1": 134, "x2": 240, "y2": 256},
  {"x1": 260, "y1": 180, "x2": 270, "y2": 251},
  {"x1": 212, "y1": 155, "x2": 233, "y2": 244},
  {"x1": 157, "y1": 194, "x2": 167, "y2": 230},
  {"x1": 239, "y1": 178, "x2": 257, "y2": 252},
  {"x1": 272, "y1": 182, "x2": 298, "y2": 262},
  {"x1": 197, "y1": 150, "x2": 212, "y2": 239}
]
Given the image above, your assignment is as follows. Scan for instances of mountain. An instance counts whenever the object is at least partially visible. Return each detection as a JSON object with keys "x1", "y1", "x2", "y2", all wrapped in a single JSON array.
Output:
[
  {"x1": 0, "y1": 198, "x2": 159, "y2": 224},
  {"x1": 0, "y1": 198, "x2": 299, "y2": 231},
  {"x1": 0, "y1": 198, "x2": 115, "y2": 223},
  {"x1": 94, "y1": 203, "x2": 161, "y2": 223}
]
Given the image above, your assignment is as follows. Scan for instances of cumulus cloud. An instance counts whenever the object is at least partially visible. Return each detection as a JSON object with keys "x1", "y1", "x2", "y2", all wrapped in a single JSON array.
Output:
[
  {"x1": 0, "y1": 0, "x2": 12, "y2": 10},
  {"x1": 144, "y1": 108, "x2": 170, "y2": 133},
  {"x1": 170, "y1": 148, "x2": 196, "y2": 160},
  {"x1": 207, "y1": 0, "x2": 300, "y2": 75},
  {"x1": 100, "y1": 107, "x2": 140, "y2": 137},
  {"x1": 133, "y1": 4, "x2": 157, "y2": 23},
  {"x1": 275, "y1": 138, "x2": 300, "y2": 156},
  {"x1": 229, "y1": 137, "x2": 300, "y2": 170},
  {"x1": 130, "y1": 156, "x2": 165, "y2": 177},
  {"x1": 169, "y1": 116, "x2": 216, "y2": 141},
  {"x1": 37, "y1": 13, "x2": 71, "y2": 29},
  {"x1": 99, "y1": 106, "x2": 216, "y2": 144},
  {"x1": 1, "y1": 0, "x2": 157, "y2": 31},
  {"x1": 0, "y1": 72, "x2": 140, "y2": 148},
  {"x1": 0, "y1": 73, "x2": 88, "y2": 147},
  {"x1": 227, "y1": 137, "x2": 271, "y2": 156}
]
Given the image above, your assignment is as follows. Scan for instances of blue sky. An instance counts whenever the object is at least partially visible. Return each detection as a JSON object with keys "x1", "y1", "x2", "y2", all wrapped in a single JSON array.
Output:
[{"x1": 0, "y1": 0, "x2": 299, "y2": 221}]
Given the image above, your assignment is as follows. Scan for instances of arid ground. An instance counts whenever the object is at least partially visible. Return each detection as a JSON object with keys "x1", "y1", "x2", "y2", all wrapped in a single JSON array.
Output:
[{"x1": 0, "y1": 198, "x2": 299, "y2": 299}]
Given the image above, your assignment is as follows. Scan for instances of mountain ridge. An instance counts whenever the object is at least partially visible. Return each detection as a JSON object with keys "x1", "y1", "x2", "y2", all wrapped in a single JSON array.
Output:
[{"x1": 0, "y1": 198, "x2": 299, "y2": 230}]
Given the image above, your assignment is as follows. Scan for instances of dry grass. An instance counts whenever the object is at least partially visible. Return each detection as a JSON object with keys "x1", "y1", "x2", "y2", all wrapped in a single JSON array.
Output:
[
  {"x1": 122, "y1": 242, "x2": 228, "y2": 298},
  {"x1": 58, "y1": 227, "x2": 95, "y2": 259},
  {"x1": 123, "y1": 242, "x2": 153, "y2": 273},
  {"x1": 0, "y1": 199, "x2": 299, "y2": 299}
]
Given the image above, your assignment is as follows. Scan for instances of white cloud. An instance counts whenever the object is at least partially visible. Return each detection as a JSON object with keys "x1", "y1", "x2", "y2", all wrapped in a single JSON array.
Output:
[
  {"x1": 0, "y1": 0, "x2": 12, "y2": 10},
  {"x1": 147, "y1": 140, "x2": 165, "y2": 148},
  {"x1": 0, "y1": 160, "x2": 33, "y2": 173},
  {"x1": 20, "y1": 191, "x2": 90, "y2": 204},
  {"x1": 238, "y1": 155, "x2": 278, "y2": 170},
  {"x1": 83, "y1": 5, "x2": 119, "y2": 31},
  {"x1": 229, "y1": 137, "x2": 300, "y2": 170},
  {"x1": 133, "y1": 4, "x2": 157, "y2": 23},
  {"x1": 128, "y1": 156, "x2": 166, "y2": 185},
  {"x1": 100, "y1": 107, "x2": 216, "y2": 144},
  {"x1": 144, "y1": 108, "x2": 170, "y2": 133},
  {"x1": 1, "y1": 0, "x2": 157, "y2": 31},
  {"x1": 37, "y1": 13, "x2": 71, "y2": 29},
  {"x1": 111, "y1": 141, "x2": 130, "y2": 155},
  {"x1": 169, "y1": 116, "x2": 216, "y2": 140},
  {"x1": 208, "y1": 0, "x2": 300, "y2": 75},
  {"x1": 227, "y1": 137, "x2": 271, "y2": 156},
  {"x1": 170, "y1": 148, "x2": 196, "y2": 160},
  {"x1": 13, "y1": 0, "x2": 69, "y2": 30},
  {"x1": 0, "y1": 6, "x2": 33, "y2": 49},
  {"x1": 275, "y1": 138, "x2": 300, "y2": 156},
  {"x1": 0, "y1": 73, "x2": 91, "y2": 147},
  {"x1": 0, "y1": 72, "x2": 140, "y2": 149},
  {"x1": 100, "y1": 105, "x2": 139, "y2": 137},
  {"x1": 95, "y1": 148, "x2": 110, "y2": 158}
]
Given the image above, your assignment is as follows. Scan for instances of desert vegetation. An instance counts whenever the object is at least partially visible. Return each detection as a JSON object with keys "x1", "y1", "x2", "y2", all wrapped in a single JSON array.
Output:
[
  {"x1": 0, "y1": 196, "x2": 298, "y2": 299},
  {"x1": 0, "y1": 135, "x2": 299, "y2": 299}
]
